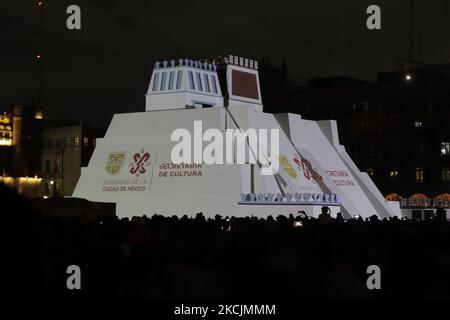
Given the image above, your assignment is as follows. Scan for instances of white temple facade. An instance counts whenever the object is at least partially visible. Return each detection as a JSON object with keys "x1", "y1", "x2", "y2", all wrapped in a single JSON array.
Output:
[
  {"x1": 73, "y1": 55, "x2": 400, "y2": 219},
  {"x1": 145, "y1": 59, "x2": 224, "y2": 111}
]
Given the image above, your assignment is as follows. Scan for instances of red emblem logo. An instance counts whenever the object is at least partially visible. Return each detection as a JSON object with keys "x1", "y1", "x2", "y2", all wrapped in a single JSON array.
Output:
[{"x1": 129, "y1": 149, "x2": 150, "y2": 176}]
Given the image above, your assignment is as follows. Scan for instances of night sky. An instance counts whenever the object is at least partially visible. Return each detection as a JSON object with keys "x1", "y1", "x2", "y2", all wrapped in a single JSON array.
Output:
[{"x1": 1, "y1": 0, "x2": 449, "y2": 126}]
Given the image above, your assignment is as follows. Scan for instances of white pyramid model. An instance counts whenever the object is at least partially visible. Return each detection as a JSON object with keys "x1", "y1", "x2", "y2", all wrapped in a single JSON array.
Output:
[{"x1": 73, "y1": 56, "x2": 399, "y2": 219}]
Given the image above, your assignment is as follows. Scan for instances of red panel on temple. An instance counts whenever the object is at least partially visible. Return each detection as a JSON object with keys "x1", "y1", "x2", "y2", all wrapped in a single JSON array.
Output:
[{"x1": 231, "y1": 70, "x2": 259, "y2": 100}]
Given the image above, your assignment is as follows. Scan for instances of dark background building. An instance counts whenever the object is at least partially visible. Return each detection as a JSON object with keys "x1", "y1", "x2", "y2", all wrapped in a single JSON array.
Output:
[
  {"x1": 41, "y1": 121, "x2": 105, "y2": 197},
  {"x1": 0, "y1": 104, "x2": 105, "y2": 198},
  {"x1": 261, "y1": 61, "x2": 450, "y2": 199},
  {"x1": 0, "y1": 103, "x2": 43, "y2": 197}
]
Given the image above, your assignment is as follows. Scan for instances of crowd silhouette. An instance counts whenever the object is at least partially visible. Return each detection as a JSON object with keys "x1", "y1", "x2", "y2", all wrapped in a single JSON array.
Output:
[{"x1": 1, "y1": 183, "x2": 450, "y2": 299}]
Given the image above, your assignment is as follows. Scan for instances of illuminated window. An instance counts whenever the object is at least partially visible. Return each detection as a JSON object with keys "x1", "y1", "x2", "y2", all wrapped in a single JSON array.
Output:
[
  {"x1": 65, "y1": 137, "x2": 71, "y2": 147},
  {"x1": 35, "y1": 111, "x2": 43, "y2": 119},
  {"x1": 441, "y1": 142, "x2": 450, "y2": 156},
  {"x1": 74, "y1": 137, "x2": 80, "y2": 147},
  {"x1": 83, "y1": 137, "x2": 89, "y2": 146},
  {"x1": 415, "y1": 168, "x2": 424, "y2": 183},
  {"x1": 414, "y1": 121, "x2": 423, "y2": 128},
  {"x1": 442, "y1": 168, "x2": 450, "y2": 182},
  {"x1": 389, "y1": 170, "x2": 399, "y2": 182}
]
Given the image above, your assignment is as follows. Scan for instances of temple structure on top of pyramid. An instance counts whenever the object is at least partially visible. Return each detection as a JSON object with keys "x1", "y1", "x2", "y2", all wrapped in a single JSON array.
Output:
[{"x1": 73, "y1": 55, "x2": 400, "y2": 219}]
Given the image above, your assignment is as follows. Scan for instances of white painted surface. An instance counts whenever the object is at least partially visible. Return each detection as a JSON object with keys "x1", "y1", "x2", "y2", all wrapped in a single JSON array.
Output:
[
  {"x1": 74, "y1": 106, "x2": 394, "y2": 219},
  {"x1": 387, "y1": 201, "x2": 402, "y2": 218}
]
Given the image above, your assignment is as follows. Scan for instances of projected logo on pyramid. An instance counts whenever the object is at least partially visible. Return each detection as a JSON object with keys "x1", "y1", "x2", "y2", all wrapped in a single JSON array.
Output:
[
  {"x1": 73, "y1": 55, "x2": 399, "y2": 219},
  {"x1": 278, "y1": 155, "x2": 298, "y2": 180},
  {"x1": 129, "y1": 149, "x2": 151, "y2": 177},
  {"x1": 105, "y1": 152, "x2": 126, "y2": 176}
]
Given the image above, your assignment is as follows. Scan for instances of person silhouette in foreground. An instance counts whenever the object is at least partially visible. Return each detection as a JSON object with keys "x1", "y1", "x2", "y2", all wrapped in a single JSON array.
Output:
[
  {"x1": 335, "y1": 212, "x2": 345, "y2": 224},
  {"x1": 435, "y1": 208, "x2": 447, "y2": 222},
  {"x1": 318, "y1": 206, "x2": 332, "y2": 224},
  {"x1": 0, "y1": 183, "x2": 43, "y2": 298}
]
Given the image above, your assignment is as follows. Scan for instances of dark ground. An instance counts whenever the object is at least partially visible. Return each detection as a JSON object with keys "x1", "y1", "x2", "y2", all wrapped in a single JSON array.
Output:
[{"x1": 1, "y1": 183, "x2": 450, "y2": 300}]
